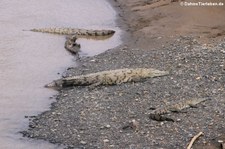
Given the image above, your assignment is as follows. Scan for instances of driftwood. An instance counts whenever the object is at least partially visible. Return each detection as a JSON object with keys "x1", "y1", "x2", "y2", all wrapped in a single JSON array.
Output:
[
  {"x1": 187, "y1": 132, "x2": 203, "y2": 149},
  {"x1": 222, "y1": 142, "x2": 225, "y2": 149}
]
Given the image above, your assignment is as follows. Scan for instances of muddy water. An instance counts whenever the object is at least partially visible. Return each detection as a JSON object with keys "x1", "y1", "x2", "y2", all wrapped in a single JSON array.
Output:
[{"x1": 0, "y1": 0, "x2": 121, "y2": 148}]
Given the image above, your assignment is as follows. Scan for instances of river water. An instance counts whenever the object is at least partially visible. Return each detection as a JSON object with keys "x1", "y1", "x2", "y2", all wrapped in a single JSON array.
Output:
[{"x1": 0, "y1": 0, "x2": 121, "y2": 148}]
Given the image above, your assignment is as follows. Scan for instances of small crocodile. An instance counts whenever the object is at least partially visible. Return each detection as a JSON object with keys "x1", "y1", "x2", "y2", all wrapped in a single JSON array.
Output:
[
  {"x1": 64, "y1": 35, "x2": 81, "y2": 54},
  {"x1": 45, "y1": 68, "x2": 169, "y2": 89},
  {"x1": 149, "y1": 97, "x2": 210, "y2": 122}
]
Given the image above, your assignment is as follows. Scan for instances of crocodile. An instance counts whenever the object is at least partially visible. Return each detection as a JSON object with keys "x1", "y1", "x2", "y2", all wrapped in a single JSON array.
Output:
[
  {"x1": 45, "y1": 68, "x2": 169, "y2": 89},
  {"x1": 29, "y1": 27, "x2": 115, "y2": 36},
  {"x1": 26, "y1": 27, "x2": 116, "y2": 54},
  {"x1": 64, "y1": 35, "x2": 81, "y2": 54},
  {"x1": 149, "y1": 97, "x2": 210, "y2": 122}
]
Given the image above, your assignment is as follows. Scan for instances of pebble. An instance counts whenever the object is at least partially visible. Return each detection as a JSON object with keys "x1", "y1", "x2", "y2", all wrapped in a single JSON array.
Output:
[
  {"x1": 103, "y1": 139, "x2": 109, "y2": 143},
  {"x1": 209, "y1": 122, "x2": 214, "y2": 126},
  {"x1": 80, "y1": 141, "x2": 87, "y2": 145},
  {"x1": 177, "y1": 119, "x2": 181, "y2": 122},
  {"x1": 212, "y1": 90, "x2": 217, "y2": 94},
  {"x1": 220, "y1": 50, "x2": 225, "y2": 53},
  {"x1": 196, "y1": 77, "x2": 201, "y2": 80},
  {"x1": 106, "y1": 125, "x2": 111, "y2": 128},
  {"x1": 90, "y1": 59, "x2": 96, "y2": 62},
  {"x1": 177, "y1": 63, "x2": 182, "y2": 68}
]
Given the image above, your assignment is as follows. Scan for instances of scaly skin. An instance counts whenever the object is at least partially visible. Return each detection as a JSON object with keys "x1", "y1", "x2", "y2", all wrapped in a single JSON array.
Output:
[
  {"x1": 30, "y1": 28, "x2": 115, "y2": 36},
  {"x1": 45, "y1": 68, "x2": 169, "y2": 88},
  {"x1": 27, "y1": 27, "x2": 116, "y2": 55},
  {"x1": 149, "y1": 97, "x2": 210, "y2": 122},
  {"x1": 64, "y1": 35, "x2": 80, "y2": 54}
]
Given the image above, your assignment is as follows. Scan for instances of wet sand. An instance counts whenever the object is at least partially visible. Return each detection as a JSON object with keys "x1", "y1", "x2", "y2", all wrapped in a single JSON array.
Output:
[
  {"x1": 22, "y1": 0, "x2": 225, "y2": 148},
  {"x1": 114, "y1": 0, "x2": 225, "y2": 49}
]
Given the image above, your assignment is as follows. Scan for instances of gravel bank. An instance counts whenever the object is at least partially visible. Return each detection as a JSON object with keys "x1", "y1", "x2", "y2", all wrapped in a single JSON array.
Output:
[{"x1": 22, "y1": 36, "x2": 225, "y2": 148}]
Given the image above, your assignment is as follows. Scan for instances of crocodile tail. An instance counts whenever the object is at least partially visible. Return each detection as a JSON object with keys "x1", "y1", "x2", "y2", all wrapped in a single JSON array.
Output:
[
  {"x1": 93, "y1": 29, "x2": 115, "y2": 36},
  {"x1": 75, "y1": 29, "x2": 115, "y2": 36},
  {"x1": 30, "y1": 28, "x2": 74, "y2": 35},
  {"x1": 149, "y1": 114, "x2": 174, "y2": 122}
]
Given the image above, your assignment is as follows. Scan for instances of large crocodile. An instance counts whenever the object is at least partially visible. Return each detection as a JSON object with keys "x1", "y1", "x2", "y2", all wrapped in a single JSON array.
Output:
[
  {"x1": 45, "y1": 68, "x2": 169, "y2": 89},
  {"x1": 29, "y1": 27, "x2": 115, "y2": 36}
]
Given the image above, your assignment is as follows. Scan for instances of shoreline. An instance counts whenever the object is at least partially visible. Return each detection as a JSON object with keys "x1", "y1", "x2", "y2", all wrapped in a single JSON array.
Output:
[{"x1": 22, "y1": 0, "x2": 225, "y2": 149}]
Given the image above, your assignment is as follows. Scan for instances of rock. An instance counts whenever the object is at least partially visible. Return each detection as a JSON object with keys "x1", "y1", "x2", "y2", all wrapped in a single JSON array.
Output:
[
  {"x1": 103, "y1": 139, "x2": 109, "y2": 143},
  {"x1": 80, "y1": 141, "x2": 87, "y2": 145},
  {"x1": 106, "y1": 125, "x2": 111, "y2": 128}
]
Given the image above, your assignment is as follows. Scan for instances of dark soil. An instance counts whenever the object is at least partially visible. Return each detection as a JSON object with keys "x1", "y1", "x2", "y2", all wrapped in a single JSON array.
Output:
[{"x1": 21, "y1": 0, "x2": 225, "y2": 149}]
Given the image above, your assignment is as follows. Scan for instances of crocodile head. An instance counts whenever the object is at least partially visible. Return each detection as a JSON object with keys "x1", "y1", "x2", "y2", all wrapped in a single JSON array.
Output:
[
  {"x1": 44, "y1": 79, "x2": 63, "y2": 90},
  {"x1": 147, "y1": 69, "x2": 169, "y2": 77}
]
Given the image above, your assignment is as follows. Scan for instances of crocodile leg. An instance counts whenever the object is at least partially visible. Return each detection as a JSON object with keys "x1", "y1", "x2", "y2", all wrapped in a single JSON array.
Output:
[
  {"x1": 87, "y1": 82, "x2": 102, "y2": 90},
  {"x1": 149, "y1": 114, "x2": 174, "y2": 122}
]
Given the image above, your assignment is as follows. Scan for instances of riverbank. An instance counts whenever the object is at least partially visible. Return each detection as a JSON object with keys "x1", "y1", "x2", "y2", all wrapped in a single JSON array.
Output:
[{"x1": 22, "y1": 0, "x2": 225, "y2": 149}]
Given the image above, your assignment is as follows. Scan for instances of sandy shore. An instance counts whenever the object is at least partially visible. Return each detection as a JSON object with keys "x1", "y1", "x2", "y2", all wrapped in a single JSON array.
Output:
[{"x1": 22, "y1": 0, "x2": 225, "y2": 148}]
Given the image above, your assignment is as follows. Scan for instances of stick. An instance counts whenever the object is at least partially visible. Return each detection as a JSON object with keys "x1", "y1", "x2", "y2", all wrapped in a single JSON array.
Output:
[
  {"x1": 187, "y1": 132, "x2": 203, "y2": 149},
  {"x1": 222, "y1": 143, "x2": 225, "y2": 149}
]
